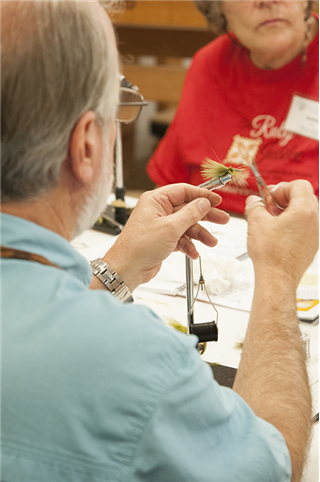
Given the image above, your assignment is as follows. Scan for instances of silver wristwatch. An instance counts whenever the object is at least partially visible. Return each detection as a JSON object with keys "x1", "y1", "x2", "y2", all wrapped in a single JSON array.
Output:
[{"x1": 90, "y1": 258, "x2": 133, "y2": 303}]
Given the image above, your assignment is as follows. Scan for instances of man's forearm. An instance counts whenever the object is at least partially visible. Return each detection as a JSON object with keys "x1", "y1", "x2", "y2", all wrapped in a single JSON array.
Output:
[{"x1": 233, "y1": 276, "x2": 311, "y2": 482}]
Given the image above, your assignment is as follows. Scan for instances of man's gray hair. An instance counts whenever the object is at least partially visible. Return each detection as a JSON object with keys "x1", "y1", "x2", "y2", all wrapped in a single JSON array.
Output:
[{"x1": 1, "y1": 0, "x2": 119, "y2": 202}]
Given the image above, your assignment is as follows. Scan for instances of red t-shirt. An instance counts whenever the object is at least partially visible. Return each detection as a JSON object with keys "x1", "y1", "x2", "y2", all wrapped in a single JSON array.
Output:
[{"x1": 147, "y1": 24, "x2": 319, "y2": 214}]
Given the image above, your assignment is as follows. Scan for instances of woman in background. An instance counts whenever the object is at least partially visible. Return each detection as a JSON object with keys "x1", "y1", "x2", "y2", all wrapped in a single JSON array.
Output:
[{"x1": 147, "y1": 1, "x2": 319, "y2": 214}]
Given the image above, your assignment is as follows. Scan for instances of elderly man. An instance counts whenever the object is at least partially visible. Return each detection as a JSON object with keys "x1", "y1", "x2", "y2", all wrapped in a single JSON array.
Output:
[{"x1": 1, "y1": 1, "x2": 318, "y2": 481}]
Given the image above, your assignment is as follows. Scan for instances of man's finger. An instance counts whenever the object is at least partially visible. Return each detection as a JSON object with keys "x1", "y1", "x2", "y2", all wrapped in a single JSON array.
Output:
[
  {"x1": 162, "y1": 183, "x2": 222, "y2": 209},
  {"x1": 270, "y1": 180, "x2": 315, "y2": 211},
  {"x1": 244, "y1": 196, "x2": 265, "y2": 220},
  {"x1": 204, "y1": 207, "x2": 230, "y2": 225},
  {"x1": 177, "y1": 236, "x2": 199, "y2": 260},
  {"x1": 184, "y1": 223, "x2": 218, "y2": 247},
  {"x1": 173, "y1": 203, "x2": 230, "y2": 225},
  {"x1": 170, "y1": 197, "x2": 212, "y2": 237}
]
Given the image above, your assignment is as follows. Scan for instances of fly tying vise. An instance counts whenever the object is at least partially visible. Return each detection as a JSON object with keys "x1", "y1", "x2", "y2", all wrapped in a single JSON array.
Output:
[
  {"x1": 187, "y1": 155, "x2": 284, "y2": 353},
  {"x1": 186, "y1": 158, "x2": 248, "y2": 354},
  {"x1": 186, "y1": 255, "x2": 219, "y2": 355}
]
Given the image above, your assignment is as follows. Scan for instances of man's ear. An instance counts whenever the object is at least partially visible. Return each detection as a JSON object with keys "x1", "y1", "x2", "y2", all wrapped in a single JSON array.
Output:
[{"x1": 68, "y1": 111, "x2": 101, "y2": 185}]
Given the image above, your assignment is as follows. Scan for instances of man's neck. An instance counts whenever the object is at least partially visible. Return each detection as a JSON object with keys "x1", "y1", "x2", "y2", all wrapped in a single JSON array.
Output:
[{"x1": 1, "y1": 190, "x2": 76, "y2": 241}]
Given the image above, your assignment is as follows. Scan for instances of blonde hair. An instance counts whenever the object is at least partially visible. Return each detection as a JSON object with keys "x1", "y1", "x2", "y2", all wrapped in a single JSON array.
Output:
[{"x1": 1, "y1": 0, "x2": 119, "y2": 202}]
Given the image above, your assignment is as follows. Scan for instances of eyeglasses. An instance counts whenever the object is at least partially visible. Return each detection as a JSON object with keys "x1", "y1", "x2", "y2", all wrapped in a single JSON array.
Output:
[{"x1": 115, "y1": 86, "x2": 148, "y2": 124}]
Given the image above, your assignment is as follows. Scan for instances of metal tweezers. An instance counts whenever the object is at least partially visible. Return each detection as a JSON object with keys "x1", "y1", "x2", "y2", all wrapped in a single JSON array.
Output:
[{"x1": 248, "y1": 161, "x2": 284, "y2": 209}]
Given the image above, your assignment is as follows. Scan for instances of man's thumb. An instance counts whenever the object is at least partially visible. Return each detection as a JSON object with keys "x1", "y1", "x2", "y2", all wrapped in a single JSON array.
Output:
[
  {"x1": 197, "y1": 197, "x2": 211, "y2": 214},
  {"x1": 173, "y1": 197, "x2": 211, "y2": 233}
]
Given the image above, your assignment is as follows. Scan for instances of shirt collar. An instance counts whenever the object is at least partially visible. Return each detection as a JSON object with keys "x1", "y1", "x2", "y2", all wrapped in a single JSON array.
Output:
[{"x1": 0, "y1": 213, "x2": 92, "y2": 286}]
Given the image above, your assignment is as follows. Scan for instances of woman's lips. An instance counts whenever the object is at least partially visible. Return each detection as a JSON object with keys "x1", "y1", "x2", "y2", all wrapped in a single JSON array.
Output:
[{"x1": 259, "y1": 18, "x2": 286, "y2": 27}]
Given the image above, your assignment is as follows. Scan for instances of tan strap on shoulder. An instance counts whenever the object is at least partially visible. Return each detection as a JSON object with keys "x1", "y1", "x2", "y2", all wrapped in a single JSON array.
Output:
[{"x1": 1, "y1": 246, "x2": 61, "y2": 269}]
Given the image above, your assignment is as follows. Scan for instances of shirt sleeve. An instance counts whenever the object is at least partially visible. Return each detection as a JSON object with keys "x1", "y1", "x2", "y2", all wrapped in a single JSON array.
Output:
[{"x1": 132, "y1": 336, "x2": 291, "y2": 482}]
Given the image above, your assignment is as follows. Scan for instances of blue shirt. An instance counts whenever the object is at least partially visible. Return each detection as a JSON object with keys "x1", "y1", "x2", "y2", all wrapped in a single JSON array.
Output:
[{"x1": 1, "y1": 213, "x2": 291, "y2": 481}]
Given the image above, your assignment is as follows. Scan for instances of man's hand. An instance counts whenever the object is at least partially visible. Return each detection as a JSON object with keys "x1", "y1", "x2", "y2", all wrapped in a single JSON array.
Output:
[
  {"x1": 99, "y1": 184, "x2": 229, "y2": 291},
  {"x1": 245, "y1": 179, "x2": 319, "y2": 290},
  {"x1": 234, "y1": 179, "x2": 318, "y2": 482}
]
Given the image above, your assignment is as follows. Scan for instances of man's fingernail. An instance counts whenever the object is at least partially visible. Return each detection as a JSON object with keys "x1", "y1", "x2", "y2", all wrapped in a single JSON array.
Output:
[
  {"x1": 270, "y1": 181, "x2": 289, "y2": 193},
  {"x1": 197, "y1": 198, "x2": 210, "y2": 213}
]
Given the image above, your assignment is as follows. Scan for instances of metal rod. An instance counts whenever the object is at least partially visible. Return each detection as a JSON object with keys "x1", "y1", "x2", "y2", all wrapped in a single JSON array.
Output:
[
  {"x1": 185, "y1": 173, "x2": 233, "y2": 331},
  {"x1": 115, "y1": 122, "x2": 124, "y2": 190},
  {"x1": 186, "y1": 255, "x2": 194, "y2": 334}
]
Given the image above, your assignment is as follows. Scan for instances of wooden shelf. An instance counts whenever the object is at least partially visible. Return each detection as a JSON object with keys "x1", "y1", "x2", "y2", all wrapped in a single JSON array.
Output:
[
  {"x1": 121, "y1": 63, "x2": 187, "y2": 103},
  {"x1": 115, "y1": 24, "x2": 214, "y2": 58},
  {"x1": 110, "y1": 1, "x2": 208, "y2": 28}
]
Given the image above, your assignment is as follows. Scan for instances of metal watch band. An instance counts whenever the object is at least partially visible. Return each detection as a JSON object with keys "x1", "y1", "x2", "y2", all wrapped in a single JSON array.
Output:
[{"x1": 90, "y1": 258, "x2": 133, "y2": 303}]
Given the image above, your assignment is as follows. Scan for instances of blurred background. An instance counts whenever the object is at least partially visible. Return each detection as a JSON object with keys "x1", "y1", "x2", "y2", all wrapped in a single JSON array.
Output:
[{"x1": 110, "y1": 0, "x2": 216, "y2": 193}]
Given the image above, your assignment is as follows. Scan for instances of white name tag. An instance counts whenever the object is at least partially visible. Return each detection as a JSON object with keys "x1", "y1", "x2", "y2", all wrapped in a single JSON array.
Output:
[{"x1": 284, "y1": 94, "x2": 319, "y2": 141}]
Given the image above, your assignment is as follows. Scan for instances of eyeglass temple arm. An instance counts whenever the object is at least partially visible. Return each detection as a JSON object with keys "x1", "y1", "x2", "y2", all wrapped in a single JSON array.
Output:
[{"x1": 118, "y1": 101, "x2": 149, "y2": 107}]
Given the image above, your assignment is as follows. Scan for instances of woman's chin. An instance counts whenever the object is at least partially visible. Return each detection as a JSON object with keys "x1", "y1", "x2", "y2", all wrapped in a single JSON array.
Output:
[{"x1": 250, "y1": 35, "x2": 304, "y2": 69}]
